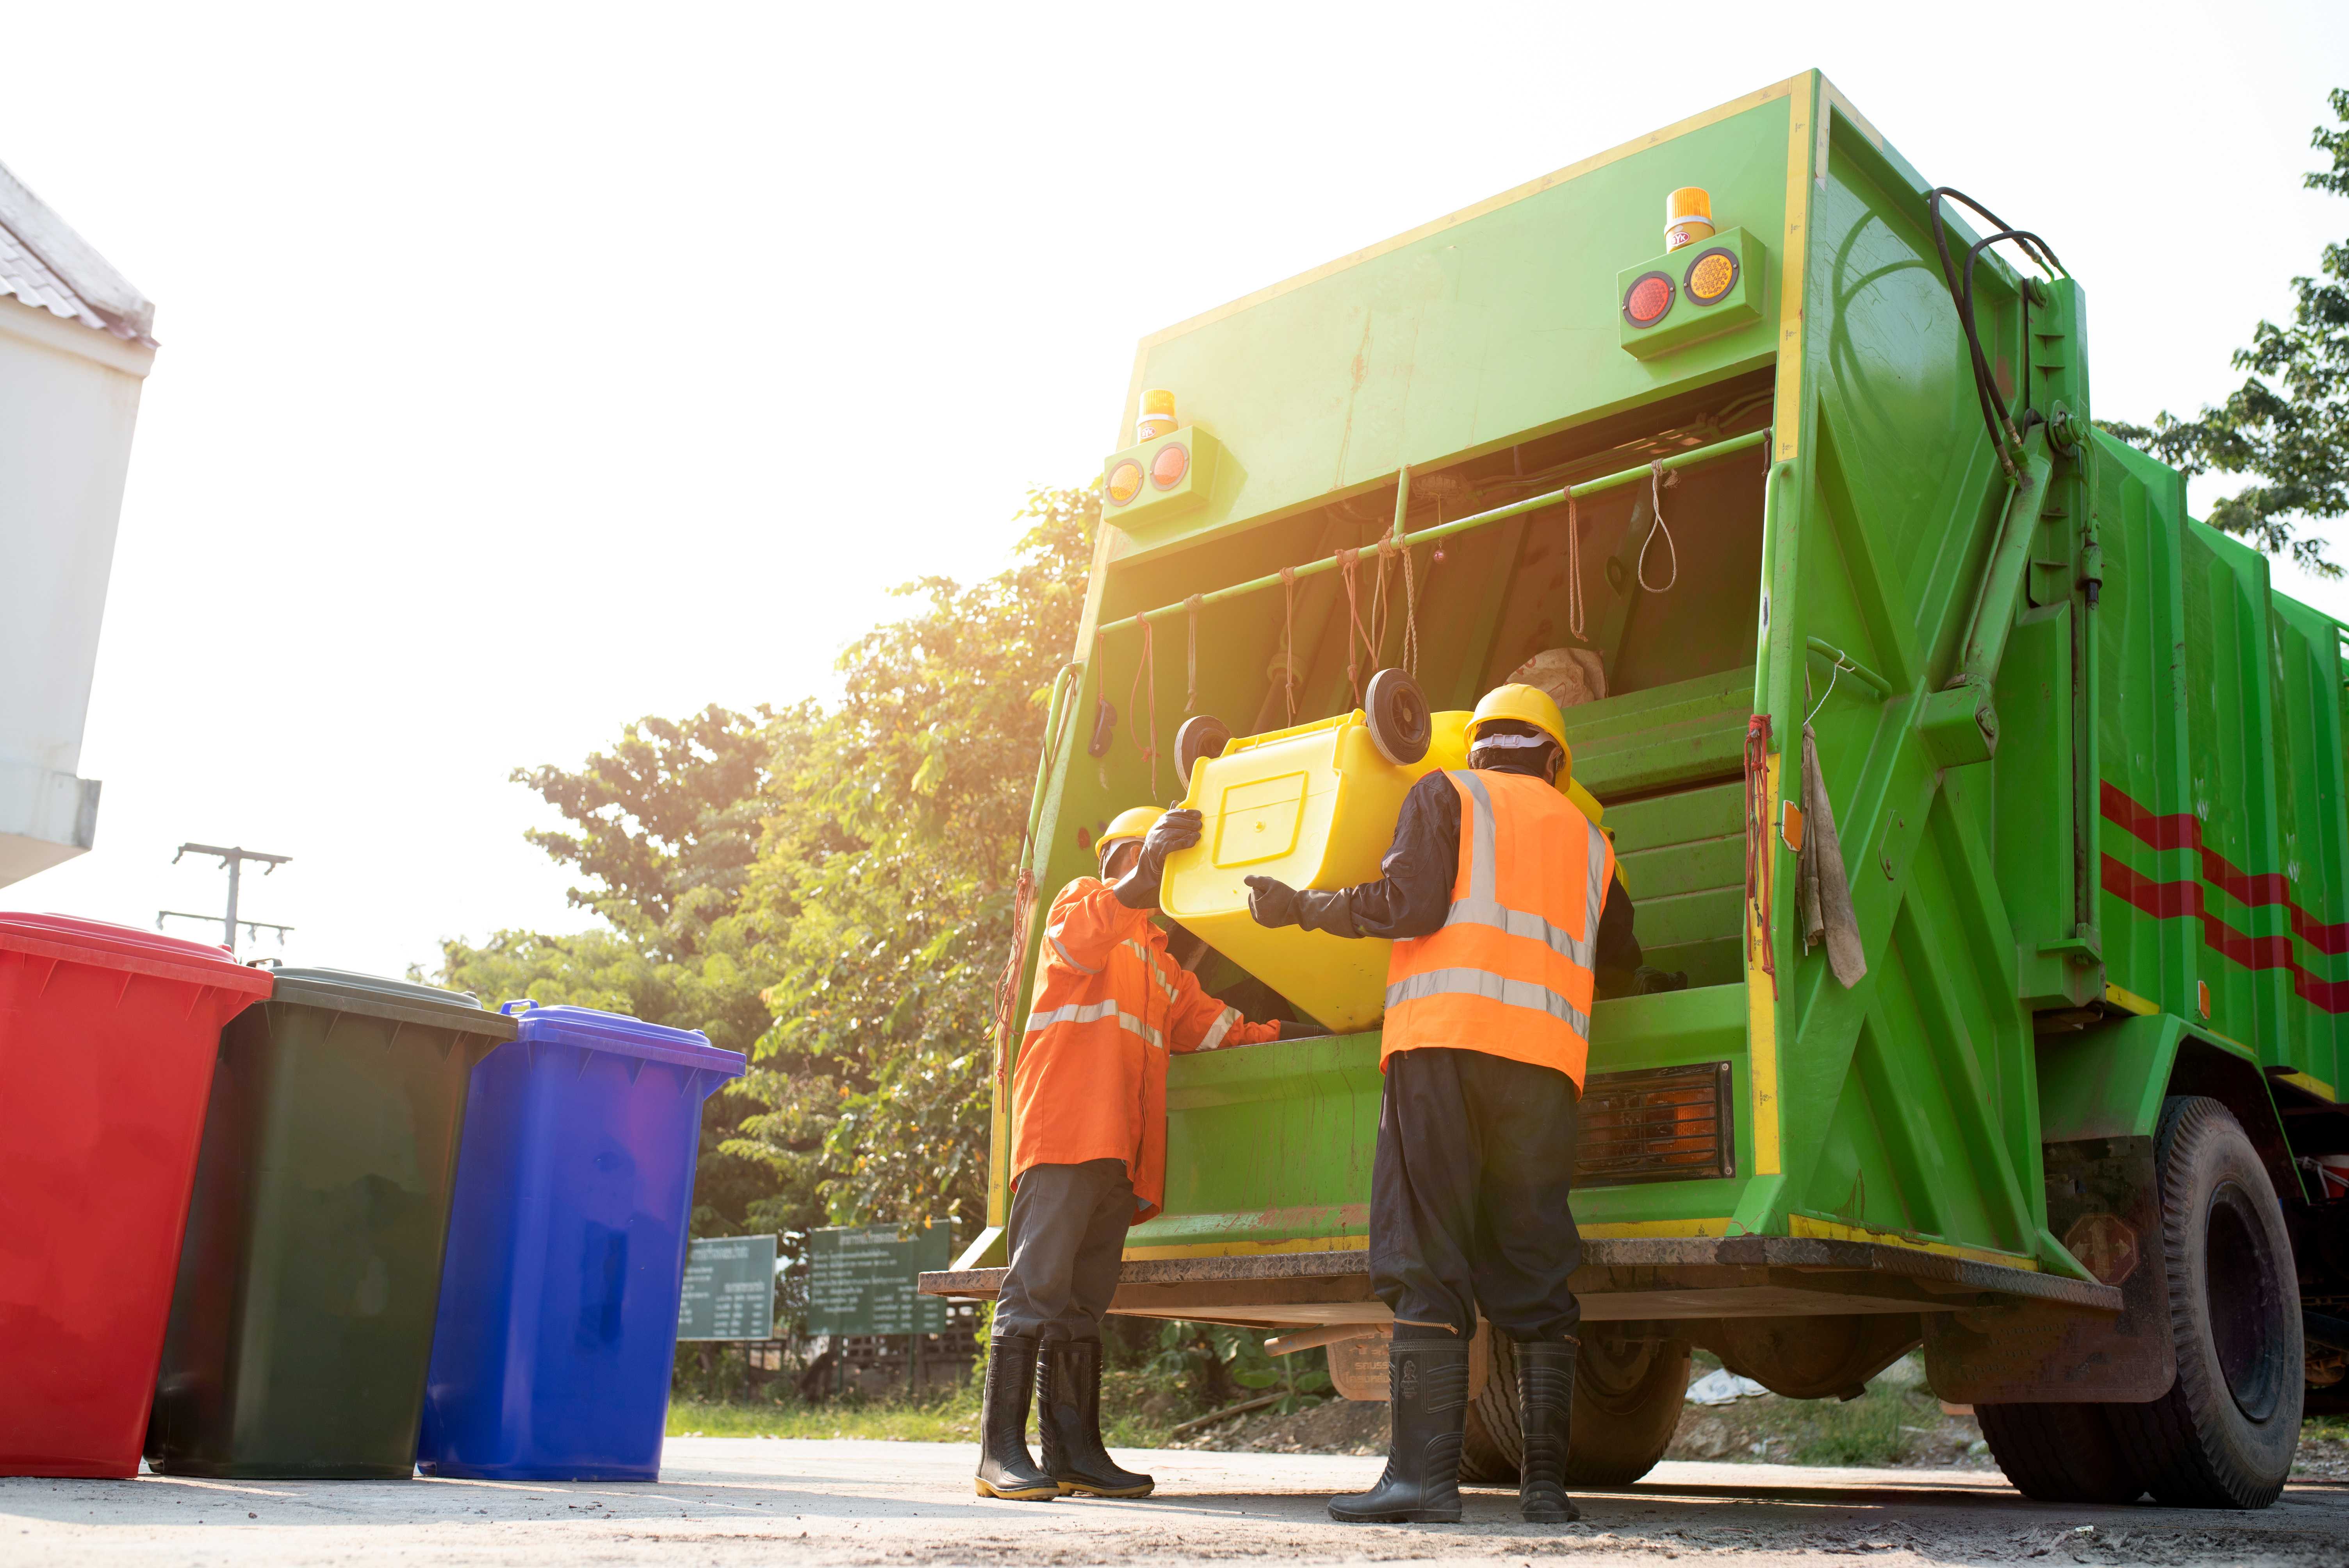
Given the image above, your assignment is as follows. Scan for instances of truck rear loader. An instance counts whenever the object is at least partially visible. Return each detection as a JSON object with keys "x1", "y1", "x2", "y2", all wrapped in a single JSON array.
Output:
[{"x1": 922, "y1": 71, "x2": 2349, "y2": 1509}]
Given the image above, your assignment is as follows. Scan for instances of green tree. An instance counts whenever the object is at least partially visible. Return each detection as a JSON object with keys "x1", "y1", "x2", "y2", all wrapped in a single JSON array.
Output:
[
  {"x1": 422, "y1": 486, "x2": 1098, "y2": 1248},
  {"x1": 425, "y1": 705, "x2": 820, "y2": 1233},
  {"x1": 2108, "y1": 88, "x2": 2349, "y2": 576},
  {"x1": 727, "y1": 486, "x2": 1096, "y2": 1237}
]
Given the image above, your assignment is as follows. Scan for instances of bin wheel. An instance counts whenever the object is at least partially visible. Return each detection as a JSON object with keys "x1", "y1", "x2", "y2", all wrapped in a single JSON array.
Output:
[
  {"x1": 1459, "y1": 1329, "x2": 1690, "y2": 1488},
  {"x1": 1174, "y1": 715, "x2": 1232, "y2": 789},
  {"x1": 2109, "y1": 1095, "x2": 2301, "y2": 1508},
  {"x1": 1364, "y1": 668, "x2": 1431, "y2": 766}
]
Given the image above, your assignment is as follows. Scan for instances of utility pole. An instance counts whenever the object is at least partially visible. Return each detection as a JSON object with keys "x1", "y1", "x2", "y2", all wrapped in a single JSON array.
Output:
[{"x1": 159, "y1": 843, "x2": 292, "y2": 954}]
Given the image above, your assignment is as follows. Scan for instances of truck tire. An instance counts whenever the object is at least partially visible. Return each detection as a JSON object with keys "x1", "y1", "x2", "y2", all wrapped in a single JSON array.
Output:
[
  {"x1": 2105, "y1": 1095, "x2": 2303, "y2": 1509},
  {"x1": 1975, "y1": 1402, "x2": 2144, "y2": 1503},
  {"x1": 1459, "y1": 1331, "x2": 1691, "y2": 1488}
]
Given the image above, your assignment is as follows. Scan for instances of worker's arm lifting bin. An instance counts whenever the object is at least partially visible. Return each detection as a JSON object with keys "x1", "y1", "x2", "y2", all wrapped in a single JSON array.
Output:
[
  {"x1": 417, "y1": 1001, "x2": 746, "y2": 1482},
  {"x1": 1161, "y1": 708, "x2": 1613, "y2": 1032},
  {"x1": 147, "y1": 968, "x2": 517, "y2": 1478},
  {"x1": 0, "y1": 915, "x2": 273, "y2": 1478}
]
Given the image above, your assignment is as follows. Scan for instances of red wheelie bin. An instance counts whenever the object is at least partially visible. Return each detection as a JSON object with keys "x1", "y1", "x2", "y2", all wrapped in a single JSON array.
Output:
[{"x1": 0, "y1": 916, "x2": 273, "y2": 1476}]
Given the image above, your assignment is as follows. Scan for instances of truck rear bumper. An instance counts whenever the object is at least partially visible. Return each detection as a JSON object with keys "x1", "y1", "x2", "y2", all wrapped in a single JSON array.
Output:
[{"x1": 919, "y1": 1237, "x2": 2119, "y2": 1329}]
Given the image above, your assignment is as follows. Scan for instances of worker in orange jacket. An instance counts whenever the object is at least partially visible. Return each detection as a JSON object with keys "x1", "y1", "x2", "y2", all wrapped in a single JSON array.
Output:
[
  {"x1": 977, "y1": 805, "x2": 1309, "y2": 1502},
  {"x1": 1246, "y1": 683, "x2": 1682, "y2": 1526}
]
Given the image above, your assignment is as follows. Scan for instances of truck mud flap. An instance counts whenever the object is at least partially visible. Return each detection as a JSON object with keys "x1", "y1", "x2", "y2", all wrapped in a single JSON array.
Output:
[{"x1": 1923, "y1": 1135, "x2": 2177, "y2": 1404}]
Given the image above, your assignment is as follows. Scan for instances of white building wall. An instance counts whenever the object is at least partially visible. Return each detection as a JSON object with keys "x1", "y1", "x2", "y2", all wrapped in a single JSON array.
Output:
[{"x1": 0, "y1": 294, "x2": 152, "y2": 886}]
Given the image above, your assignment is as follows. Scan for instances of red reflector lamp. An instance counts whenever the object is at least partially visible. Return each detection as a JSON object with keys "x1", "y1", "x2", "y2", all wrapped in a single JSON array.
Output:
[
  {"x1": 1107, "y1": 459, "x2": 1145, "y2": 506},
  {"x1": 1684, "y1": 247, "x2": 1738, "y2": 305},
  {"x1": 1149, "y1": 442, "x2": 1190, "y2": 490},
  {"x1": 1622, "y1": 271, "x2": 1673, "y2": 328}
]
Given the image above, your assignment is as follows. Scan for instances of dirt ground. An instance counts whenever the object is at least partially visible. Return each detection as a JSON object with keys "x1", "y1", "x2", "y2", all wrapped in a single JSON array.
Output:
[
  {"x1": 10, "y1": 1439, "x2": 2344, "y2": 1568},
  {"x1": 1178, "y1": 1365, "x2": 2349, "y2": 1482}
]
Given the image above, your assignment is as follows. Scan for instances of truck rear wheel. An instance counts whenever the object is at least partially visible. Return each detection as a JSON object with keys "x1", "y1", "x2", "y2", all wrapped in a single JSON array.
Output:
[
  {"x1": 1975, "y1": 1402, "x2": 2144, "y2": 1503},
  {"x1": 1459, "y1": 1330, "x2": 1690, "y2": 1488},
  {"x1": 1980, "y1": 1095, "x2": 2301, "y2": 1509},
  {"x1": 2111, "y1": 1094, "x2": 2302, "y2": 1508}
]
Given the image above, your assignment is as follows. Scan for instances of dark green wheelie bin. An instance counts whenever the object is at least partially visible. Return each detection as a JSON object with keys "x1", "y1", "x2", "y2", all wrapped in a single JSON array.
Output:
[{"x1": 147, "y1": 969, "x2": 516, "y2": 1478}]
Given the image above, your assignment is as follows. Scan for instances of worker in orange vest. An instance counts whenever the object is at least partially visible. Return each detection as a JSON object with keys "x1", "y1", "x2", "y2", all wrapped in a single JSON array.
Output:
[
  {"x1": 978, "y1": 805, "x2": 1310, "y2": 1502},
  {"x1": 1245, "y1": 683, "x2": 1681, "y2": 1525}
]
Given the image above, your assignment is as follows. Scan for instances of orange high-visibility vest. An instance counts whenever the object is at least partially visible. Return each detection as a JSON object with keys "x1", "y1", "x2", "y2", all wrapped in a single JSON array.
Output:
[
  {"x1": 1012, "y1": 879, "x2": 1280, "y2": 1220},
  {"x1": 1381, "y1": 769, "x2": 1615, "y2": 1086}
]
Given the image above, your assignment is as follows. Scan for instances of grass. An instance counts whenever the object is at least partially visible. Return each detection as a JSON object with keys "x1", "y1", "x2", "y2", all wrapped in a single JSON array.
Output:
[
  {"x1": 669, "y1": 1395, "x2": 979, "y2": 1443},
  {"x1": 667, "y1": 1367, "x2": 1191, "y2": 1447},
  {"x1": 1667, "y1": 1353, "x2": 1990, "y2": 1470}
]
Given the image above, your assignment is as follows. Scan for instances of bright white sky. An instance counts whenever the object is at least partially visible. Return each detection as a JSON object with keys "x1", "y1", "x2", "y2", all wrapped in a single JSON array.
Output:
[{"x1": 5, "y1": 1, "x2": 2346, "y2": 978}]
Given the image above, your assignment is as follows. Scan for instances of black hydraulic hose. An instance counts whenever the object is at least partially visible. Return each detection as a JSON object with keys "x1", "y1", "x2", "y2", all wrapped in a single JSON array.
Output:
[
  {"x1": 1928, "y1": 189, "x2": 2015, "y2": 469},
  {"x1": 1962, "y1": 229, "x2": 2068, "y2": 434},
  {"x1": 1928, "y1": 189, "x2": 2070, "y2": 474}
]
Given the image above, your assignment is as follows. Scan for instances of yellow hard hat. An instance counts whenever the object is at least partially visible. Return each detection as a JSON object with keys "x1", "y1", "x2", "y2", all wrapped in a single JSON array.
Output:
[
  {"x1": 1097, "y1": 806, "x2": 1162, "y2": 870},
  {"x1": 1468, "y1": 683, "x2": 1573, "y2": 779}
]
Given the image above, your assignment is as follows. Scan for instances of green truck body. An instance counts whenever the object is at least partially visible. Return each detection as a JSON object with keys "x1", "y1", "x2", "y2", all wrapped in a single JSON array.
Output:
[{"x1": 927, "y1": 71, "x2": 2347, "y2": 1499}]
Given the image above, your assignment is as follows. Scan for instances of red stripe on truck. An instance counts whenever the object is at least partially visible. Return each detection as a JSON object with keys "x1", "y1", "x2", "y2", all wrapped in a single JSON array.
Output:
[
  {"x1": 2098, "y1": 782, "x2": 2349, "y2": 954},
  {"x1": 2099, "y1": 854, "x2": 2349, "y2": 1013}
]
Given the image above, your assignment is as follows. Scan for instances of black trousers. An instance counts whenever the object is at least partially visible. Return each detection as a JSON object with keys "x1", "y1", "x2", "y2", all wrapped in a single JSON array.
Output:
[
  {"x1": 1370, "y1": 1046, "x2": 1583, "y2": 1342},
  {"x1": 994, "y1": 1158, "x2": 1136, "y2": 1341}
]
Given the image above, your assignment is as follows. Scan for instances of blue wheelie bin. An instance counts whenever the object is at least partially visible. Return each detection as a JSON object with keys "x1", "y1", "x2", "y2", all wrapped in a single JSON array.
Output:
[{"x1": 416, "y1": 1002, "x2": 744, "y2": 1481}]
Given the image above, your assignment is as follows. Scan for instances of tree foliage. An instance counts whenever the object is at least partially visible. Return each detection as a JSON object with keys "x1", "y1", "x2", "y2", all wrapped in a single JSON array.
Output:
[
  {"x1": 729, "y1": 488, "x2": 1095, "y2": 1238},
  {"x1": 2107, "y1": 88, "x2": 2349, "y2": 576},
  {"x1": 422, "y1": 488, "x2": 1097, "y2": 1247}
]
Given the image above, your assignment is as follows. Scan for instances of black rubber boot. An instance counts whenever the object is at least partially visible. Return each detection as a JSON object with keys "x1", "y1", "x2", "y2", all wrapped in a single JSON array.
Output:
[
  {"x1": 1328, "y1": 1338, "x2": 1469, "y2": 1523},
  {"x1": 1516, "y1": 1337, "x2": 1583, "y2": 1522},
  {"x1": 974, "y1": 1334, "x2": 1058, "y2": 1500},
  {"x1": 1037, "y1": 1337, "x2": 1155, "y2": 1497}
]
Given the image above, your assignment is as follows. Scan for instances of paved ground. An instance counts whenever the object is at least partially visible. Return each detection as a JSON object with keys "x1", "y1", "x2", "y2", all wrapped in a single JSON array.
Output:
[{"x1": 7, "y1": 1439, "x2": 2347, "y2": 1566}]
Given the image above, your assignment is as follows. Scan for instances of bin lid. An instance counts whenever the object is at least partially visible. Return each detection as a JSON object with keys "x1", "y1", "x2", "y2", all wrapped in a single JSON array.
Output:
[
  {"x1": 499, "y1": 1000, "x2": 746, "y2": 1077},
  {"x1": 269, "y1": 966, "x2": 518, "y2": 1037},
  {"x1": 0, "y1": 912, "x2": 275, "y2": 997}
]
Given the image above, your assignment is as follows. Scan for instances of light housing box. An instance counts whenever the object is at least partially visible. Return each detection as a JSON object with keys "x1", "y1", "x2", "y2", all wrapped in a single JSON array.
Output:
[
  {"x1": 1616, "y1": 226, "x2": 1767, "y2": 360},
  {"x1": 1100, "y1": 426, "x2": 1223, "y2": 536}
]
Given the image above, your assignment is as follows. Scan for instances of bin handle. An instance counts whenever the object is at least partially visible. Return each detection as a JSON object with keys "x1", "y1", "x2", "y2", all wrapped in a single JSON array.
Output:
[{"x1": 499, "y1": 998, "x2": 539, "y2": 1016}]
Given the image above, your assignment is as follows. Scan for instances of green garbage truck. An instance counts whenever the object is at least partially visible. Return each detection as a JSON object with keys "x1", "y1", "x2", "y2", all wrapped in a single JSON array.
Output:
[{"x1": 922, "y1": 70, "x2": 2349, "y2": 1509}]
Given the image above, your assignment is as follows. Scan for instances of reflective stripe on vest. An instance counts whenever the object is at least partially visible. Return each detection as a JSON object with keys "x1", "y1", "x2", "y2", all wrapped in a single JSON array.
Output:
[
  {"x1": 1121, "y1": 939, "x2": 1183, "y2": 1007},
  {"x1": 1438, "y1": 771, "x2": 1609, "y2": 970},
  {"x1": 1025, "y1": 996, "x2": 1165, "y2": 1050},
  {"x1": 1385, "y1": 966, "x2": 1591, "y2": 1041},
  {"x1": 1381, "y1": 770, "x2": 1610, "y2": 1070},
  {"x1": 1046, "y1": 921, "x2": 1099, "y2": 975}
]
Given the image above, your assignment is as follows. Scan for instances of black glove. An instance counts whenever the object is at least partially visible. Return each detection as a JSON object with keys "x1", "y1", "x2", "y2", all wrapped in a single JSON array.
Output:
[
  {"x1": 1245, "y1": 875, "x2": 1302, "y2": 927},
  {"x1": 1276, "y1": 1019, "x2": 1330, "y2": 1040},
  {"x1": 1112, "y1": 807, "x2": 1203, "y2": 909},
  {"x1": 1246, "y1": 877, "x2": 1360, "y2": 938},
  {"x1": 1633, "y1": 966, "x2": 1690, "y2": 995}
]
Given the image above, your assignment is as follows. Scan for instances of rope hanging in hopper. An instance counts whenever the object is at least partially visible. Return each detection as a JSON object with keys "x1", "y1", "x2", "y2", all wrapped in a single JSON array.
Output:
[
  {"x1": 1744, "y1": 713, "x2": 1777, "y2": 999},
  {"x1": 1130, "y1": 611, "x2": 1162, "y2": 799},
  {"x1": 1640, "y1": 460, "x2": 1680, "y2": 593},
  {"x1": 1565, "y1": 493, "x2": 1586, "y2": 641},
  {"x1": 1278, "y1": 566, "x2": 1299, "y2": 725},
  {"x1": 1337, "y1": 549, "x2": 1368, "y2": 707},
  {"x1": 1183, "y1": 594, "x2": 1203, "y2": 713},
  {"x1": 1397, "y1": 537, "x2": 1422, "y2": 677}
]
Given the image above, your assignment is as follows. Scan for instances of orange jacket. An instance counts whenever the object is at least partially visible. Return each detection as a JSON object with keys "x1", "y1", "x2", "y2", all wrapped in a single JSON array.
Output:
[
  {"x1": 1382, "y1": 770, "x2": 1615, "y2": 1087},
  {"x1": 1012, "y1": 878, "x2": 1280, "y2": 1219}
]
